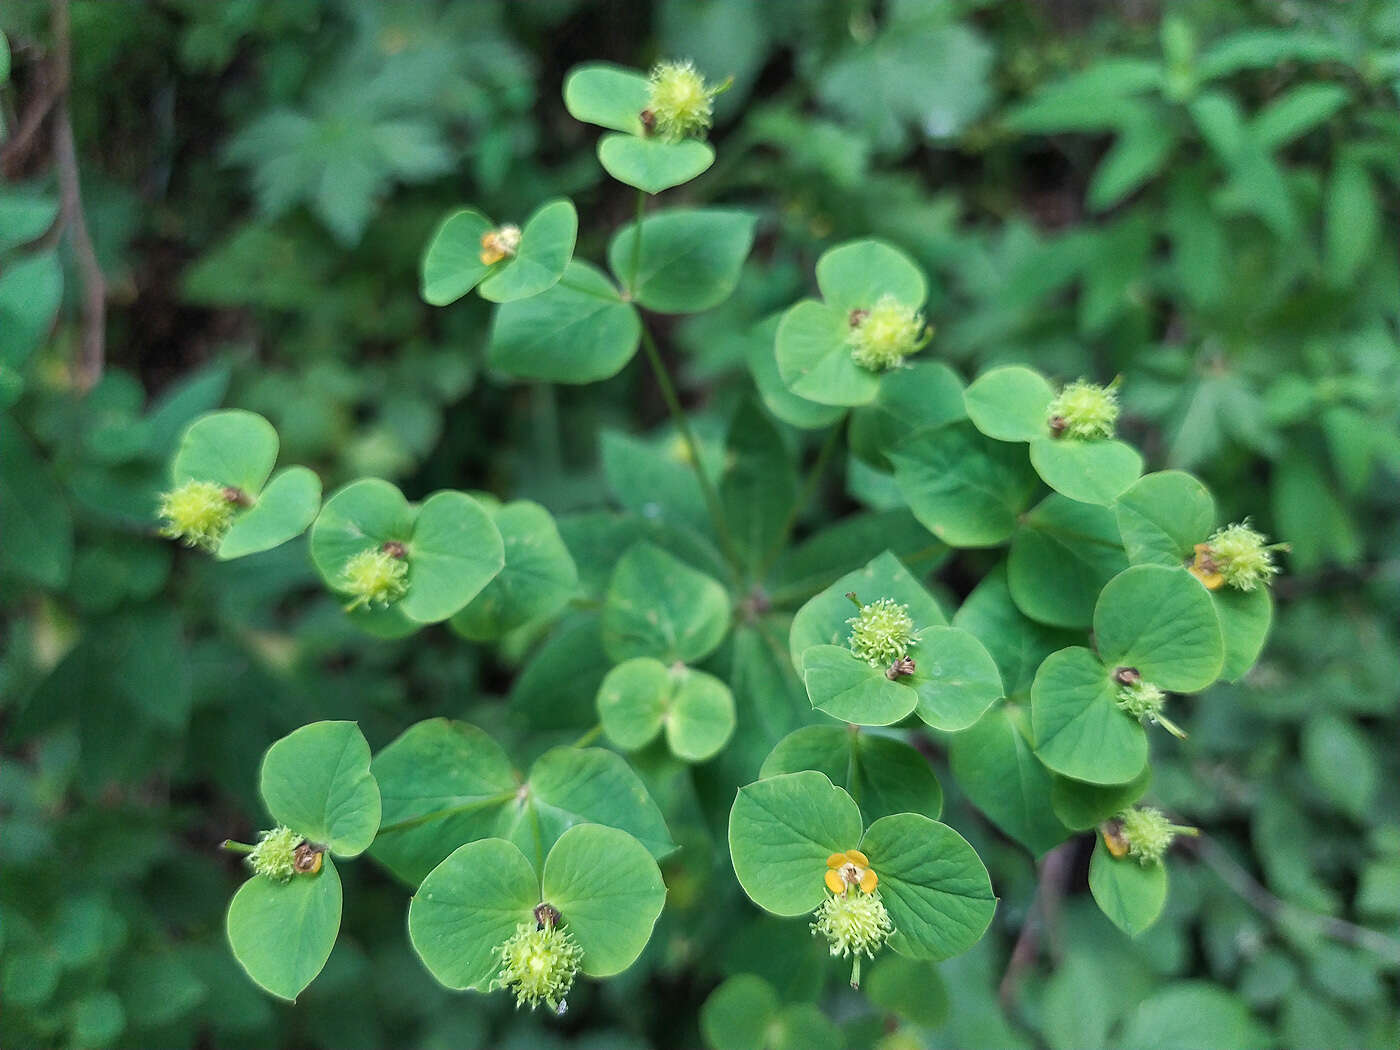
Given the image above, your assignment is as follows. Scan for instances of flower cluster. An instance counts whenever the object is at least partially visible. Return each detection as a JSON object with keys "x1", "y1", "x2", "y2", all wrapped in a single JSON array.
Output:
[
  {"x1": 247, "y1": 825, "x2": 302, "y2": 883},
  {"x1": 158, "y1": 480, "x2": 237, "y2": 551},
  {"x1": 1116, "y1": 806, "x2": 1185, "y2": 866},
  {"x1": 847, "y1": 597, "x2": 917, "y2": 669},
  {"x1": 494, "y1": 919, "x2": 583, "y2": 1013},
  {"x1": 846, "y1": 295, "x2": 929, "y2": 372},
  {"x1": 1191, "y1": 521, "x2": 1284, "y2": 592},
  {"x1": 341, "y1": 546, "x2": 409, "y2": 611},
  {"x1": 813, "y1": 850, "x2": 893, "y2": 989},
  {"x1": 1113, "y1": 674, "x2": 1185, "y2": 738},
  {"x1": 480, "y1": 224, "x2": 522, "y2": 266},
  {"x1": 1046, "y1": 379, "x2": 1120, "y2": 439},
  {"x1": 645, "y1": 60, "x2": 719, "y2": 141}
]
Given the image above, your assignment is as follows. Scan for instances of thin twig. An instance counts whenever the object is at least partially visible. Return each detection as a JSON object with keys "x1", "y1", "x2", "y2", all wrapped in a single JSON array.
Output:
[
  {"x1": 0, "y1": 60, "x2": 58, "y2": 174},
  {"x1": 998, "y1": 840, "x2": 1076, "y2": 1011}
]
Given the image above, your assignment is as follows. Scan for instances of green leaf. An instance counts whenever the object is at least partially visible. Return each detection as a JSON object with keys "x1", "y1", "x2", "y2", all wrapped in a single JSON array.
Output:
[
  {"x1": 72, "y1": 990, "x2": 125, "y2": 1047},
  {"x1": 607, "y1": 208, "x2": 755, "y2": 313},
  {"x1": 1120, "y1": 982, "x2": 1270, "y2": 1049},
  {"x1": 1008, "y1": 495, "x2": 1128, "y2": 629},
  {"x1": 1114, "y1": 471, "x2": 1216, "y2": 568},
  {"x1": 728, "y1": 771, "x2": 864, "y2": 916},
  {"x1": 1050, "y1": 766, "x2": 1151, "y2": 830},
  {"x1": 859, "y1": 813, "x2": 996, "y2": 960},
  {"x1": 721, "y1": 398, "x2": 798, "y2": 578},
  {"x1": 1029, "y1": 437, "x2": 1143, "y2": 506},
  {"x1": 488, "y1": 260, "x2": 641, "y2": 383},
  {"x1": 1088, "y1": 836, "x2": 1166, "y2": 937},
  {"x1": 816, "y1": 238, "x2": 927, "y2": 313},
  {"x1": 1251, "y1": 83, "x2": 1349, "y2": 151},
  {"x1": 408, "y1": 838, "x2": 540, "y2": 990},
  {"x1": 419, "y1": 208, "x2": 492, "y2": 306},
  {"x1": 907, "y1": 626, "x2": 1004, "y2": 731},
  {"x1": 953, "y1": 565, "x2": 1080, "y2": 701},
  {"x1": 667, "y1": 668, "x2": 736, "y2": 762},
  {"x1": 450, "y1": 500, "x2": 578, "y2": 640},
  {"x1": 1093, "y1": 565, "x2": 1224, "y2": 692},
  {"x1": 0, "y1": 418, "x2": 73, "y2": 588},
  {"x1": 774, "y1": 299, "x2": 880, "y2": 407},
  {"x1": 598, "y1": 659, "x2": 735, "y2": 762},
  {"x1": 0, "y1": 250, "x2": 62, "y2": 369},
  {"x1": 563, "y1": 63, "x2": 649, "y2": 135},
  {"x1": 760, "y1": 725, "x2": 942, "y2": 824},
  {"x1": 310, "y1": 477, "x2": 415, "y2": 584},
  {"x1": 1214, "y1": 587, "x2": 1272, "y2": 683},
  {"x1": 700, "y1": 975, "x2": 844, "y2": 1050},
  {"x1": 601, "y1": 542, "x2": 731, "y2": 664},
  {"x1": 866, "y1": 955, "x2": 949, "y2": 1027},
  {"x1": 963, "y1": 365, "x2": 1054, "y2": 442},
  {"x1": 1088, "y1": 114, "x2": 1176, "y2": 210},
  {"x1": 745, "y1": 314, "x2": 847, "y2": 430},
  {"x1": 802, "y1": 644, "x2": 917, "y2": 726},
  {"x1": 1301, "y1": 713, "x2": 1379, "y2": 820},
  {"x1": 217, "y1": 466, "x2": 321, "y2": 560},
  {"x1": 0, "y1": 194, "x2": 58, "y2": 253},
  {"x1": 600, "y1": 429, "x2": 710, "y2": 535},
  {"x1": 540, "y1": 824, "x2": 666, "y2": 976},
  {"x1": 479, "y1": 198, "x2": 578, "y2": 303},
  {"x1": 226, "y1": 862, "x2": 342, "y2": 1002},
  {"x1": 1032, "y1": 647, "x2": 1147, "y2": 786},
  {"x1": 259, "y1": 721, "x2": 381, "y2": 857},
  {"x1": 369, "y1": 719, "x2": 519, "y2": 886},
  {"x1": 891, "y1": 423, "x2": 1039, "y2": 547},
  {"x1": 948, "y1": 703, "x2": 1071, "y2": 856},
  {"x1": 171, "y1": 410, "x2": 278, "y2": 496},
  {"x1": 1324, "y1": 156, "x2": 1378, "y2": 287},
  {"x1": 849, "y1": 361, "x2": 967, "y2": 469},
  {"x1": 597, "y1": 134, "x2": 715, "y2": 193}
]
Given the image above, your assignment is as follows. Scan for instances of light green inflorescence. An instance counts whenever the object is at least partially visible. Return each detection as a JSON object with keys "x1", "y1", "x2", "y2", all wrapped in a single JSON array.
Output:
[
  {"x1": 341, "y1": 547, "x2": 409, "y2": 611},
  {"x1": 811, "y1": 890, "x2": 894, "y2": 988},
  {"x1": 1046, "y1": 378, "x2": 1120, "y2": 439},
  {"x1": 846, "y1": 294, "x2": 928, "y2": 372},
  {"x1": 1206, "y1": 521, "x2": 1283, "y2": 592},
  {"x1": 646, "y1": 60, "x2": 717, "y2": 141},
  {"x1": 248, "y1": 825, "x2": 301, "y2": 883},
  {"x1": 158, "y1": 480, "x2": 237, "y2": 552},
  {"x1": 494, "y1": 921, "x2": 584, "y2": 1013},
  {"x1": 847, "y1": 597, "x2": 917, "y2": 668},
  {"x1": 1118, "y1": 806, "x2": 1178, "y2": 866},
  {"x1": 1115, "y1": 675, "x2": 1185, "y2": 739}
]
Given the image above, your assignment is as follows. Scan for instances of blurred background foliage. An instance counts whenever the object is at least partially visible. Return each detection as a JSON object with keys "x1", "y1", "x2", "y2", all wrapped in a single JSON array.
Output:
[{"x1": 2, "y1": 0, "x2": 1398, "y2": 1047}]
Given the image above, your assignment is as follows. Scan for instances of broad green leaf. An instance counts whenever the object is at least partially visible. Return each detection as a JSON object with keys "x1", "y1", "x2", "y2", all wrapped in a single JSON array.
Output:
[
  {"x1": 721, "y1": 398, "x2": 798, "y2": 578},
  {"x1": 1008, "y1": 495, "x2": 1128, "y2": 628},
  {"x1": 849, "y1": 361, "x2": 967, "y2": 469},
  {"x1": 1094, "y1": 565, "x2": 1224, "y2": 692},
  {"x1": 866, "y1": 955, "x2": 950, "y2": 1027},
  {"x1": 0, "y1": 195, "x2": 58, "y2": 253},
  {"x1": 540, "y1": 824, "x2": 666, "y2": 976},
  {"x1": 72, "y1": 990, "x2": 125, "y2": 1046},
  {"x1": 171, "y1": 410, "x2": 278, "y2": 496},
  {"x1": 953, "y1": 565, "x2": 1080, "y2": 701},
  {"x1": 601, "y1": 542, "x2": 730, "y2": 664},
  {"x1": 745, "y1": 314, "x2": 847, "y2": 429},
  {"x1": 760, "y1": 725, "x2": 942, "y2": 823},
  {"x1": 700, "y1": 975, "x2": 844, "y2": 1050},
  {"x1": 949, "y1": 703, "x2": 1071, "y2": 856},
  {"x1": 1324, "y1": 155, "x2": 1378, "y2": 287},
  {"x1": 1301, "y1": 713, "x2": 1379, "y2": 820},
  {"x1": 563, "y1": 63, "x2": 649, "y2": 134},
  {"x1": 259, "y1": 721, "x2": 381, "y2": 857},
  {"x1": 488, "y1": 260, "x2": 641, "y2": 383},
  {"x1": 479, "y1": 198, "x2": 578, "y2": 303},
  {"x1": 0, "y1": 419, "x2": 73, "y2": 588},
  {"x1": 0, "y1": 250, "x2": 62, "y2": 368},
  {"x1": 1115, "y1": 471, "x2": 1215, "y2": 567},
  {"x1": 1029, "y1": 437, "x2": 1143, "y2": 506},
  {"x1": 598, "y1": 134, "x2": 714, "y2": 193},
  {"x1": 1050, "y1": 767, "x2": 1151, "y2": 830},
  {"x1": 774, "y1": 299, "x2": 880, "y2": 407},
  {"x1": 1252, "y1": 83, "x2": 1349, "y2": 151},
  {"x1": 597, "y1": 657, "x2": 670, "y2": 751},
  {"x1": 728, "y1": 771, "x2": 864, "y2": 916},
  {"x1": 400, "y1": 491, "x2": 505, "y2": 624},
  {"x1": 963, "y1": 366, "x2": 1054, "y2": 442},
  {"x1": 217, "y1": 466, "x2": 321, "y2": 560},
  {"x1": 1119, "y1": 982, "x2": 1270, "y2": 1049},
  {"x1": 1088, "y1": 114, "x2": 1176, "y2": 210},
  {"x1": 907, "y1": 626, "x2": 1004, "y2": 731},
  {"x1": 607, "y1": 208, "x2": 756, "y2": 313},
  {"x1": 859, "y1": 813, "x2": 996, "y2": 960},
  {"x1": 226, "y1": 862, "x2": 342, "y2": 1001},
  {"x1": 1088, "y1": 837, "x2": 1166, "y2": 937},
  {"x1": 600, "y1": 429, "x2": 710, "y2": 535},
  {"x1": 667, "y1": 668, "x2": 736, "y2": 762},
  {"x1": 369, "y1": 719, "x2": 519, "y2": 886},
  {"x1": 408, "y1": 838, "x2": 540, "y2": 990},
  {"x1": 802, "y1": 645, "x2": 916, "y2": 726},
  {"x1": 449, "y1": 500, "x2": 578, "y2": 640},
  {"x1": 891, "y1": 423, "x2": 1039, "y2": 547},
  {"x1": 309, "y1": 479, "x2": 415, "y2": 600},
  {"x1": 1214, "y1": 586, "x2": 1272, "y2": 683},
  {"x1": 814, "y1": 239, "x2": 926, "y2": 313},
  {"x1": 1032, "y1": 647, "x2": 1147, "y2": 786},
  {"x1": 419, "y1": 209, "x2": 492, "y2": 305}
]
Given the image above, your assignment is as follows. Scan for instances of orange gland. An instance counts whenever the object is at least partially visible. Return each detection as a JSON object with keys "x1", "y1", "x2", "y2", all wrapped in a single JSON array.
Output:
[{"x1": 825, "y1": 849, "x2": 878, "y2": 895}]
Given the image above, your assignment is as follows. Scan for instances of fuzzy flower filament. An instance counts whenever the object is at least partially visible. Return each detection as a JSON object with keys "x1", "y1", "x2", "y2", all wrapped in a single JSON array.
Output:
[
  {"x1": 847, "y1": 597, "x2": 917, "y2": 668},
  {"x1": 341, "y1": 546, "x2": 409, "y2": 611},
  {"x1": 811, "y1": 891, "x2": 893, "y2": 988},
  {"x1": 247, "y1": 825, "x2": 302, "y2": 883},
  {"x1": 846, "y1": 295, "x2": 929, "y2": 372},
  {"x1": 158, "y1": 480, "x2": 238, "y2": 551},
  {"x1": 480, "y1": 224, "x2": 521, "y2": 266},
  {"x1": 1114, "y1": 674, "x2": 1186, "y2": 739},
  {"x1": 494, "y1": 919, "x2": 583, "y2": 1014},
  {"x1": 1047, "y1": 379, "x2": 1120, "y2": 439},
  {"x1": 1115, "y1": 805, "x2": 1196, "y2": 866},
  {"x1": 1194, "y1": 521, "x2": 1284, "y2": 592},
  {"x1": 645, "y1": 60, "x2": 720, "y2": 141}
]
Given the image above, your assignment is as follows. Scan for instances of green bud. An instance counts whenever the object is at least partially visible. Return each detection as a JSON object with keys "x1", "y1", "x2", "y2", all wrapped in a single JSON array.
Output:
[
  {"x1": 494, "y1": 920, "x2": 584, "y2": 1014},
  {"x1": 811, "y1": 889, "x2": 894, "y2": 988},
  {"x1": 846, "y1": 295, "x2": 929, "y2": 372},
  {"x1": 1047, "y1": 378, "x2": 1120, "y2": 440},
  {"x1": 1204, "y1": 521, "x2": 1284, "y2": 592},
  {"x1": 847, "y1": 597, "x2": 917, "y2": 668},
  {"x1": 158, "y1": 480, "x2": 237, "y2": 552},
  {"x1": 341, "y1": 546, "x2": 409, "y2": 611},
  {"x1": 646, "y1": 60, "x2": 718, "y2": 142},
  {"x1": 247, "y1": 825, "x2": 301, "y2": 883}
]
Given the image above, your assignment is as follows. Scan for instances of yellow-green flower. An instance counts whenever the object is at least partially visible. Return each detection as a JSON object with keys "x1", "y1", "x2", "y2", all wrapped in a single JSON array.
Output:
[
  {"x1": 646, "y1": 60, "x2": 719, "y2": 142},
  {"x1": 1114, "y1": 673, "x2": 1185, "y2": 739},
  {"x1": 1114, "y1": 805, "x2": 1193, "y2": 866},
  {"x1": 494, "y1": 919, "x2": 583, "y2": 1013},
  {"x1": 158, "y1": 480, "x2": 237, "y2": 551},
  {"x1": 1046, "y1": 379, "x2": 1119, "y2": 439},
  {"x1": 846, "y1": 295, "x2": 929, "y2": 372},
  {"x1": 811, "y1": 885, "x2": 893, "y2": 988},
  {"x1": 341, "y1": 546, "x2": 409, "y2": 611},
  {"x1": 825, "y1": 848, "x2": 879, "y2": 895},
  {"x1": 1199, "y1": 521, "x2": 1284, "y2": 592},
  {"x1": 247, "y1": 825, "x2": 301, "y2": 883},
  {"x1": 847, "y1": 597, "x2": 917, "y2": 668}
]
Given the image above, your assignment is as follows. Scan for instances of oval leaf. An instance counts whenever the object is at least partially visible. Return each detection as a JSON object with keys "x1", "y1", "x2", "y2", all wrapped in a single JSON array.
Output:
[
  {"x1": 760, "y1": 725, "x2": 942, "y2": 824},
  {"x1": 400, "y1": 490, "x2": 505, "y2": 624},
  {"x1": 449, "y1": 500, "x2": 577, "y2": 640},
  {"x1": 963, "y1": 365, "x2": 1055, "y2": 442},
  {"x1": 226, "y1": 862, "x2": 342, "y2": 1002},
  {"x1": 1088, "y1": 835, "x2": 1167, "y2": 937},
  {"x1": 478, "y1": 198, "x2": 578, "y2": 303},
  {"x1": 259, "y1": 721, "x2": 381, "y2": 857},
  {"x1": 1031, "y1": 646, "x2": 1148, "y2": 786},
  {"x1": 814, "y1": 239, "x2": 927, "y2": 313},
  {"x1": 1214, "y1": 586, "x2": 1272, "y2": 683},
  {"x1": 1008, "y1": 494, "x2": 1128, "y2": 629},
  {"x1": 217, "y1": 466, "x2": 321, "y2": 560},
  {"x1": 907, "y1": 625, "x2": 1004, "y2": 731},
  {"x1": 563, "y1": 63, "x2": 649, "y2": 134},
  {"x1": 774, "y1": 299, "x2": 881, "y2": 407},
  {"x1": 598, "y1": 134, "x2": 715, "y2": 194},
  {"x1": 601, "y1": 542, "x2": 731, "y2": 664},
  {"x1": 518, "y1": 747, "x2": 675, "y2": 862},
  {"x1": 1029, "y1": 437, "x2": 1143, "y2": 506},
  {"x1": 802, "y1": 644, "x2": 917, "y2": 726},
  {"x1": 597, "y1": 657, "x2": 670, "y2": 751},
  {"x1": 1115, "y1": 471, "x2": 1216, "y2": 567},
  {"x1": 309, "y1": 478, "x2": 415, "y2": 597},
  {"x1": 420, "y1": 209, "x2": 493, "y2": 306},
  {"x1": 1093, "y1": 565, "x2": 1225, "y2": 692},
  {"x1": 607, "y1": 208, "x2": 756, "y2": 313},
  {"x1": 171, "y1": 410, "x2": 278, "y2": 496},
  {"x1": 667, "y1": 668, "x2": 736, "y2": 762}
]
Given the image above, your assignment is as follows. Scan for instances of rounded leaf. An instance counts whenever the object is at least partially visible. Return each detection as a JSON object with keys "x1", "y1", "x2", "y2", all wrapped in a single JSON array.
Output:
[
  {"x1": 774, "y1": 299, "x2": 880, "y2": 407},
  {"x1": 1029, "y1": 437, "x2": 1143, "y2": 506},
  {"x1": 700, "y1": 975, "x2": 842, "y2": 1050},
  {"x1": 1050, "y1": 766, "x2": 1152, "y2": 831},
  {"x1": 814, "y1": 239, "x2": 927, "y2": 313},
  {"x1": 519, "y1": 747, "x2": 675, "y2": 861},
  {"x1": 259, "y1": 720, "x2": 381, "y2": 857},
  {"x1": 728, "y1": 771, "x2": 864, "y2": 916},
  {"x1": 760, "y1": 725, "x2": 942, "y2": 824},
  {"x1": 746, "y1": 315, "x2": 846, "y2": 429},
  {"x1": 540, "y1": 824, "x2": 666, "y2": 977},
  {"x1": 563, "y1": 63, "x2": 649, "y2": 134},
  {"x1": 226, "y1": 861, "x2": 342, "y2": 1002},
  {"x1": 667, "y1": 669, "x2": 736, "y2": 762},
  {"x1": 1008, "y1": 494, "x2": 1128, "y2": 629},
  {"x1": 598, "y1": 134, "x2": 715, "y2": 194},
  {"x1": 171, "y1": 410, "x2": 278, "y2": 496},
  {"x1": 601, "y1": 542, "x2": 731, "y2": 664},
  {"x1": 1115, "y1": 471, "x2": 1216, "y2": 567},
  {"x1": 1093, "y1": 565, "x2": 1225, "y2": 692},
  {"x1": 607, "y1": 208, "x2": 756, "y2": 313},
  {"x1": 907, "y1": 625, "x2": 1004, "y2": 731},
  {"x1": 963, "y1": 365, "x2": 1055, "y2": 442},
  {"x1": 859, "y1": 813, "x2": 996, "y2": 961},
  {"x1": 478, "y1": 198, "x2": 578, "y2": 303},
  {"x1": 1214, "y1": 586, "x2": 1272, "y2": 683},
  {"x1": 420, "y1": 209, "x2": 493, "y2": 306},
  {"x1": 217, "y1": 466, "x2": 321, "y2": 560},
  {"x1": 597, "y1": 657, "x2": 670, "y2": 751},
  {"x1": 802, "y1": 644, "x2": 917, "y2": 726},
  {"x1": 1031, "y1": 647, "x2": 1147, "y2": 785},
  {"x1": 400, "y1": 490, "x2": 505, "y2": 624},
  {"x1": 309, "y1": 478, "x2": 415, "y2": 591},
  {"x1": 849, "y1": 361, "x2": 967, "y2": 468},
  {"x1": 1120, "y1": 982, "x2": 1270, "y2": 1049},
  {"x1": 408, "y1": 838, "x2": 540, "y2": 990},
  {"x1": 1088, "y1": 835, "x2": 1167, "y2": 937}
]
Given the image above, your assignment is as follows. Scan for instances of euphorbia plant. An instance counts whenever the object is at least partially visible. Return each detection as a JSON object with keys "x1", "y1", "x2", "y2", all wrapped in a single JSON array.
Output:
[{"x1": 154, "y1": 55, "x2": 1286, "y2": 1021}]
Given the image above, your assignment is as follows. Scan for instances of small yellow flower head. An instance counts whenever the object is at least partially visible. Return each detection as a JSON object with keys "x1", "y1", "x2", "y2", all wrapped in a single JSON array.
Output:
[
  {"x1": 1047, "y1": 379, "x2": 1120, "y2": 439},
  {"x1": 480, "y1": 224, "x2": 521, "y2": 266},
  {"x1": 646, "y1": 60, "x2": 717, "y2": 142},
  {"x1": 825, "y1": 849, "x2": 879, "y2": 895},
  {"x1": 847, "y1": 597, "x2": 916, "y2": 668},
  {"x1": 158, "y1": 480, "x2": 237, "y2": 552},
  {"x1": 247, "y1": 825, "x2": 301, "y2": 883},
  {"x1": 811, "y1": 889, "x2": 893, "y2": 988},
  {"x1": 494, "y1": 920, "x2": 583, "y2": 1013},
  {"x1": 1202, "y1": 521, "x2": 1283, "y2": 592},
  {"x1": 846, "y1": 295, "x2": 928, "y2": 372},
  {"x1": 341, "y1": 545, "x2": 409, "y2": 611},
  {"x1": 1117, "y1": 806, "x2": 1178, "y2": 866}
]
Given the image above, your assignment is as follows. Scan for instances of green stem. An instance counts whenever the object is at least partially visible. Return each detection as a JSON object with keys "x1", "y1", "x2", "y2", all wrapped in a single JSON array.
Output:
[
  {"x1": 629, "y1": 188, "x2": 647, "y2": 294},
  {"x1": 376, "y1": 791, "x2": 519, "y2": 836},
  {"x1": 571, "y1": 724, "x2": 603, "y2": 749},
  {"x1": 757, "y1": 421, "x2": 843, "y2": 580},
  {"x1": 221, "y1": 839, "x2": 254, "y2": 854}
]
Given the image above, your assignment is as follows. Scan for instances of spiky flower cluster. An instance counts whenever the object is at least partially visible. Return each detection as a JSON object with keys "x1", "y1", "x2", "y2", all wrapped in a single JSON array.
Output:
[
  {"x1": 646, "y1": 60, "x2": 718, "y2": 141},
  {"x1": 247, "y1": 825, "x2": 301, "y2": 883},
  {"x1": 846, "y1": 295, "x2": 928, "y2": 372},
  {"x1": 1114, "y1": 676, "x2": 1185, "y2": 739},
  {"x1": 1203, "y1": 521, "x2": 1283, "y2": 592},
  {"x1": 158, "y1": 480, "x2": 237, "y2": 551},
  {"x1": 341, "y1": 547, "x2": 409, "y2": 611},
  {"x1": 494, "y1": 921, "x2": 583, "y2": 1013},
  {"x1": 847, "y1": 597, "x2": 916, "y2": 668},
  {"x1": 1117, "y1": 806, "x2": 1179, "y2": 866},
  {"x1": 1046, "y1": 379, "x2": 1120, "y2": 439},
  {"x1": 811, "y1": 890, "x2": 893, "y2": 988},
  {"x1": 480, "y1": 224, "x2": 521, "y2": 266}
]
